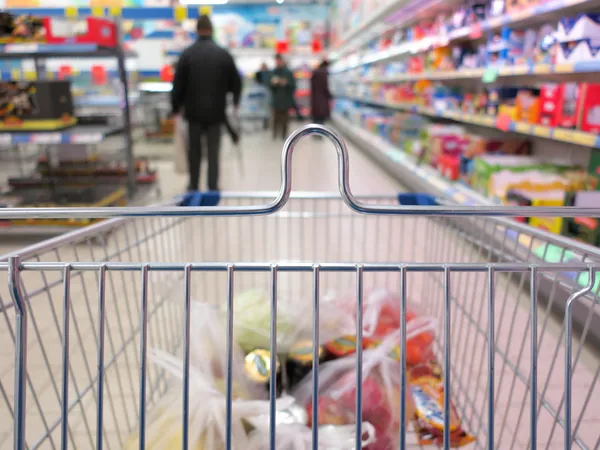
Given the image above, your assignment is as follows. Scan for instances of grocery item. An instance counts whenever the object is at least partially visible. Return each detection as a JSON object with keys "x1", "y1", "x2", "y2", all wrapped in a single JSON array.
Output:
[
  {"x1": 294, "y1": 332, "x2": 417, "y2": 450},
  {"x1": 0, "y1": 81, "x2": 76, "y2": 131},
  {"x1": 230, "y1": 290, "x2": 310, "y2": 354},
  {"x1": 409, "y1": 362, "x2": 476, "y2": 448},
  {"x1": 578, "y1": 83, "x2": 600, "y2": 132},
  {"x1": 245, "y1": 349, "x2": 283, "y2": 397},
  {"x1": 247, "y1": 413, "x2": 376, "y2": 450},
  {"x1": 556, "y1": 83, "x2": 583, "y2": 129},
  {"x1": 286, "y1": 340, "x2": 331, "y2": 391}
]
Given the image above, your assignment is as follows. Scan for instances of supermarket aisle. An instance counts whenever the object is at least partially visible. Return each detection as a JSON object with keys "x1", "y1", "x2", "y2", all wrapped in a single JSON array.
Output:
[{"x1": 151, "y1": 124, "x2": 404, "y2": 200}]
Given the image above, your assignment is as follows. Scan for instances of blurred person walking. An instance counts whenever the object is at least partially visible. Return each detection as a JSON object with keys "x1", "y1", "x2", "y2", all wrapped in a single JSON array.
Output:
[
  {"x1": 310, "y1": 59, "x2": 332, "y2": 128},
  {"x1": 269, "y1": 54, "x2": 296, "y2": 140},
  {"x1": 171, "y1": 14, "x2": 242, "y2": 192}
]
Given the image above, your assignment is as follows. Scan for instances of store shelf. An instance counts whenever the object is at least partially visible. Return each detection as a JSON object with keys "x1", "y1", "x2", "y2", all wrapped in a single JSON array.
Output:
[
  {"x1": 361, "y1": 60, "x2": 600, "y2": 82},
  {"x1": 0, "y1": 43, "x2": 135, "y2": 60},
  {"x1": 332, "y1": 111, "x2": 600, "y2": 345},
  {"x1": 339, "y1": 94, "x2": 600, "y2": 148},
  {"x1": 0, "y1": 125, "x2": 124, "y2": 145},
  {"x1": 334, "y1": 0, "x2": 409, "y2": 54},
  {"x1": 331, "y1": 0, "x2": 600, "y2": 72}
]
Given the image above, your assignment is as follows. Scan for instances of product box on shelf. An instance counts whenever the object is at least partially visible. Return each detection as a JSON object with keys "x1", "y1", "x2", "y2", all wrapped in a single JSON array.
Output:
[
  {"x1": 486, "y1": 28, "x2": 526, "y2": 65},
  {"x1": 516, "y1": 89, "x2": 541, "y2": 123},
  {"x1": 42, "y1": 17, "x2": 118, "y2": 47},
  {"x1": 0, "y1": 80, "x2": 75, "y2": 131},
  {"x1": 562, "y1": 191, "x2": 600, "y2": 245},
  {"x1": 0, "y1": 13, "x2": 45, "y2": 43},
  {"x1": 555, "y1": 14, "x2": 600, "y2": 63},
  {"x1": 539, "y1": 83, "x2": 562, "y2": 126},
  {"x1": 556, "y1": 82, "x2": 583, "y2": 129},
  {"x1": 506, "y1": 189, "x2": 565, "y2": 233},
  {"x1": 578, "y1": 83, "x2": 600, "y2": 133}
]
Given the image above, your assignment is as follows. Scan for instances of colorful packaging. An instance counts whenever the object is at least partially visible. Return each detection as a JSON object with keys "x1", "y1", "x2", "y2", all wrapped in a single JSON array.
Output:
[
  {"x1": 409, "y1": 362, "x2": 476, "y2": 448},
  {"x1": 556, "y1": 83, "x2": 583, "y2": 129},
  {"x1": 578, "y1": 83, "x2": 600, "y2": 133},
  {"x1": 294, "y1": 333, "x2": 417, "y2": 450}
]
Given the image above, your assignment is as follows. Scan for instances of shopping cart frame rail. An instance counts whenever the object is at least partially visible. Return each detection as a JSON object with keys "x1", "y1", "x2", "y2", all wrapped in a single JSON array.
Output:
[
  {"x1": 3, "y1": 125, "x2": 600, "y2": 450},
  {"x1": 0, "y1": 125, "x2": 598, "y2": 219}
]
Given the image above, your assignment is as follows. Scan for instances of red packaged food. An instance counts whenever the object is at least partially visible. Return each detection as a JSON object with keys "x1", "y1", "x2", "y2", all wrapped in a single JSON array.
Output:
[
  {"x1": 409, "y1": 362, "x2": 476, "y2": 448},
  {"x1": 326, "y1": 289, "x2": 437, "y2": 366},
  {"x1": 294, "y1": 334, "x2": 416, "y2": 450}
]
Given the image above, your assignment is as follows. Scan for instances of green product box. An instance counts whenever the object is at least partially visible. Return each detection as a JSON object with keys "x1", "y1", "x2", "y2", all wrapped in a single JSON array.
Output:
[{"x1": 562, "y1": 191, "x2": 600, "y2": 246}]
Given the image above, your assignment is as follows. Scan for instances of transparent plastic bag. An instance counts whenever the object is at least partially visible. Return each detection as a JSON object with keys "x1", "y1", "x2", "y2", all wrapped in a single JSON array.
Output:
[
  {"x1": 247, "y1": 417, "x2": 376, "y2": 449},
  {"x1": 124, "y1": 349, "x2": 292, "y2": 450},
  {"x1": 124, "y1": 300, "x2": 272, "y2": 449},
  {"x1": 293, "y1": 332, "x2": 417, "y2": 450},
  {"x1": 324, "y1": 289, "x2": 437, "y2": 365},
  {"x1": 229, "y1": 289, "x2": 346, "y2": 354}
]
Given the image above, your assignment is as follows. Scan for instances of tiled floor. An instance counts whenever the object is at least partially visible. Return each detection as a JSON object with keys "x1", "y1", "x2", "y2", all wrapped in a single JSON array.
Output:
[{"x1": 0, "y1": 125, "x2": 599, "y2": 449}]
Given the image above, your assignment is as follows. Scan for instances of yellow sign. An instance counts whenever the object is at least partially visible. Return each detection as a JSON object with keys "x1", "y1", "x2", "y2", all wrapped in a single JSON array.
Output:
[
  {"x1": 92, "y1": 7, "x2": 105, "y2": 17},
  {"x1": 174, "y1": 6, "x2": 187, "y2": 21},
  {"x1": 65, "y1": 6, "x2": 78, "y2": 18},
  {"x1": 199, "y1": 6, "x2": 212, "y2": 15},
  {"x1": 109, "y1": 7, "x2": 122, "y2": 16}
]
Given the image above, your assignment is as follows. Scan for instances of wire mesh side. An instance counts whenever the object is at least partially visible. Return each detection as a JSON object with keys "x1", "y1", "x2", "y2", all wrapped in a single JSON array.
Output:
[{"x1": 1, "y1": 195, "x2": 599, "y2": 450}]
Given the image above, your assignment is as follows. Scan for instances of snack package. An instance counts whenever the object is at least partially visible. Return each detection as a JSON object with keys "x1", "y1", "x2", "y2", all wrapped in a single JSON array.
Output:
[
  {"x1": 409, "y1": 362, "x2": 476, "y2": 448},
  {"x1": 325, "y1": 289, "x2": 437, "y2": 365},
  {"x1": 293, "y1": 332, "x2": 417, "y2": 450}
]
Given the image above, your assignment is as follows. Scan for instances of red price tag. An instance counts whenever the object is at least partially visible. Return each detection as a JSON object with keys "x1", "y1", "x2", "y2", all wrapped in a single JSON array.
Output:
[
  {"x1": 495, "y1": 114, "x2": 512, "y2": 131},
  {"x1": 469, "y1": 23, "x2": 483, "y2": 39}
]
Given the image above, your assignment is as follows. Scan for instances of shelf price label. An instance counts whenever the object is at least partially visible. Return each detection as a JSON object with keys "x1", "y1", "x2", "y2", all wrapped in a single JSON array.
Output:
[
  {"x1": 514, "y1": 122, "x2": 531, "y2": 134},
  {"x1": 32, "y1": 133, "x2": 62, "y2": 144},
  {"x1": 553, "y1": 129, "x2": 597, "y2": 147},
  {"x1": 70, "y1": 133, "x2": 103, "y2": 144},
  {"x1": 532, "y1": 125, "x2": 552, "y2": 138},
  {"x1": 482, "y1": 67, "x2": 499, "y2": 83}
]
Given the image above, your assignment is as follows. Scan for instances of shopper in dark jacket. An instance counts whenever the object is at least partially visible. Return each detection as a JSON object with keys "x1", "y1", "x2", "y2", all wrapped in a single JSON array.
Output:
[
  {"x1": 311, "y1": 59, "x2": 332, "y2": 125},
  {"x1": 171, "y1": 15, "x2": 242, "y2": 192},
  {"x1": 269, "y1": 54, "x2": 296, "y2": 140}
]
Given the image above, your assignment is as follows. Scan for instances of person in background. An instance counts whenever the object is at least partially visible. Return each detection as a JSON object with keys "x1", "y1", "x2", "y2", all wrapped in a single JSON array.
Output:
[
  {"x1": 269, "y1": 53, "x2": 296, "y2": 140},
  {"x1": 310, "y1": 59, "x2": 332, "y2": 129},
  {"x1": 255, "y1": 62, "x2": 270, "y2": 129},
  {"x1": 255, "y1": 62, "x2": 269, "y2": 85},
  {"x1": 171, "y1": 14, "x2": 241, "y2": 192}
]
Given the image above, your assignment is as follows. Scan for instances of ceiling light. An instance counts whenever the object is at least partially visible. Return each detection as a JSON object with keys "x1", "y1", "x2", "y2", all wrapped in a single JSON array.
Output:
[
  {"x1": 276, "y1": 0, "x2": 284, "y2": 3},
  {"x1": 179, "y1": 0, "x2": 228, "y2": 4}
]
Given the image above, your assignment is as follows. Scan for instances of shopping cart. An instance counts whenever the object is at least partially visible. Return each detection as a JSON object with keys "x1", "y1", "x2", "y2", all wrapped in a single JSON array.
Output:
[
  {"x1": 237, "y1": 83, "x2": 270, "y2": 133},
  {"x1": 0, "y1": 124, "x2": 599, "y2": 450}
]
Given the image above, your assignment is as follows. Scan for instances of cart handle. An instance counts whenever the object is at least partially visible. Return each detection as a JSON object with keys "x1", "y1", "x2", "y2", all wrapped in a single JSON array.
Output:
[{"x1": 0, "y1": 124, "x2": 599, "y2": 219}]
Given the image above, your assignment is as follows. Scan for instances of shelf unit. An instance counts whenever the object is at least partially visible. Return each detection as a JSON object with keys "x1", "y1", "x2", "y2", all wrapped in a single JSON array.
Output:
[
  {"x1": 332, "y1": 112, "x2": 600, "y2": 346},
  {"x1": 337, "y1": 94, "x2": 600, "y2": 147},
  {"x1": 331, "y1": 0, "x2": 600, "y2": 72},
  {"x1": 0, "y1": 39, "x2": 137, "y2": 194}
]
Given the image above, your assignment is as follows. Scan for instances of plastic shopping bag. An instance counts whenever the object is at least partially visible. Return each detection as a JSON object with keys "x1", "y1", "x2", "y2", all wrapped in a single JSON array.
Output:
[
  {"x1": 247, "y1": 421, "x2": 377, "y2": 450},
  {"x1": 174, "y1": 114, "x2": 187, "y2": 174},
  {"x1": 229, "y1": 290, "x2": 346, "y2": 355},
  {"x1": 293, "y1": 332, "x2": 417, "y2": 450},
  {"x1": 324, "y1": 289, "x2": 437, "y2": 366}
]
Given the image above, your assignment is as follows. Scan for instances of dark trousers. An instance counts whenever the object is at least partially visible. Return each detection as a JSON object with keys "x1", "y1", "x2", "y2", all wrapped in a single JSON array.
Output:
[
  {"x1": 272, "y1": 110, "x2": 289, "y2": 140},
  {"x1": 187, "y1": 122, "x2": 221, "y2": 191}
]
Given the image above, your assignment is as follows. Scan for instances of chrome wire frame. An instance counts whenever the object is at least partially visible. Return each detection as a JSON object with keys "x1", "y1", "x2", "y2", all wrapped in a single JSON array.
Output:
[{"x1": 0, "y1": 125, "x2": 599, "y2": 450}]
